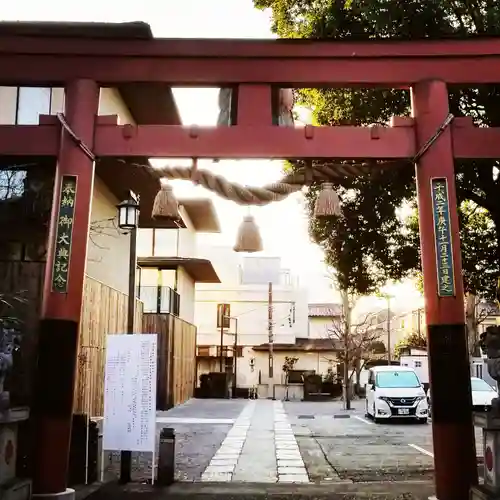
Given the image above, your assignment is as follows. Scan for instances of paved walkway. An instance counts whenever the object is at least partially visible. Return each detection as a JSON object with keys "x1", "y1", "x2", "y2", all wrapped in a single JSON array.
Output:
[
  {"x1": 102, "y1": 398, "x2": 483, "y2": 484},
  {"x1": 202, "y1": 400, "x2": 309, "y2": 483}
]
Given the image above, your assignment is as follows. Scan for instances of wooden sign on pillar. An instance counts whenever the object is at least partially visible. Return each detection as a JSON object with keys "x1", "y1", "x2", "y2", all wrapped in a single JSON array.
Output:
[
  {"x1": 51, "y1": 175, "x2": 78, "y2": 293},
  {"x1": 430, "y1": 177, "x2": 455, "y2": 297}
]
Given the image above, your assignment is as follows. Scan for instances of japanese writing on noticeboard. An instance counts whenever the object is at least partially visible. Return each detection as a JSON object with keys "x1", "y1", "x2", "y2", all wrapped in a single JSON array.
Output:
[
  {"x1": 431, "y1": 177, "x2": 455, "y2": 297},
  {"x1": 51, "y1": 175, "x2": 77, "y2": 293}
]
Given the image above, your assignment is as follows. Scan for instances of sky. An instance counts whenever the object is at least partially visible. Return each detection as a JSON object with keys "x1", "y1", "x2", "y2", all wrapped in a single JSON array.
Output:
[{"x1": 2, "y1": 0, "x2": 424, "y2": 313}]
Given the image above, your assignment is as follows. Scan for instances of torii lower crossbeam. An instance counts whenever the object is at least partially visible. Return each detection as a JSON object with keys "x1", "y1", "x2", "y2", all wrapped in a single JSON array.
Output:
[{"x1": 1, "y1": 119, "x2": 500, "y2": 159}]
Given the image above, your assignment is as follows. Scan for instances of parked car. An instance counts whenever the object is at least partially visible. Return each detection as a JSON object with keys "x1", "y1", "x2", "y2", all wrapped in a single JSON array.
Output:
[
  {"x1": 365, "y1": 365, "x2": 428, "y2": 423},
  {"x1": 427, "y1": 377, "x2": 497, "y2": 415}
]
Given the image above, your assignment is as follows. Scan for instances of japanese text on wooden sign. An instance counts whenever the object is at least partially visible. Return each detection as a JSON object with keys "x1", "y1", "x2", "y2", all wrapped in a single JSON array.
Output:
[
  {"x1": 51, "y1": 175, "x2": 77, "y2": 293},
  {"x1": 431, "y1": 177, "x2": 455, "y2": 297}
]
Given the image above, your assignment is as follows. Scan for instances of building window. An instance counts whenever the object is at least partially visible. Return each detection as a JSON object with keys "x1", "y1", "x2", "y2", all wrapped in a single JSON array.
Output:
[
  {"x1": 197, "y1": 346, "x2": 211, "y2": 357},
  {"x1": 217, "y1": 304, "x2": 231, "y2": 328},
  {"x1": 0, "y1": 86, "x2": 65, "y2": 125},
  {"x1": 414, "y1": 360, "x2": 422, "y2": 368},
  {"x1": 16, "y1": 87, "x2": 65, "y2": 125}
]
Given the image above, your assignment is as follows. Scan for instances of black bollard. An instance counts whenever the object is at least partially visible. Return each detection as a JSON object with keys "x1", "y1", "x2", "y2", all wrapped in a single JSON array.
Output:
[{"x1": 157, "y1": 427, "x2": 175, "y2": 486}]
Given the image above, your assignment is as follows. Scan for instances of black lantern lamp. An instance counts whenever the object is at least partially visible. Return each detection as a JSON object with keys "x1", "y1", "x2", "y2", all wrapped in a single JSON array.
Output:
[{"x1": 117, "y1": 191, "x2": 140, "y2": 230}]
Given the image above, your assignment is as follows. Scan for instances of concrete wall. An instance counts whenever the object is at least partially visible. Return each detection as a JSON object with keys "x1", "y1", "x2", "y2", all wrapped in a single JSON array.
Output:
[
  {"x1": 197, "y1": 348, "x2": 337, "y2": 389},
  {"x1": 308, "y1": 316, "x2": 339, "y2": 339}
]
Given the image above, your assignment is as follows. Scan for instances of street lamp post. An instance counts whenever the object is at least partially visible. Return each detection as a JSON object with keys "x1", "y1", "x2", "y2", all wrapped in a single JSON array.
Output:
[{"x1": 116, "y1": 190, "x2": 140, "y2": 484}]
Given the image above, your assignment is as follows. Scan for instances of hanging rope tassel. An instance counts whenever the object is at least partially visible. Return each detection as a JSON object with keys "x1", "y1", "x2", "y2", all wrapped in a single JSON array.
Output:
[
  {"x1": 233, "y1": 215, "x2": 263, "y2": 253},
  {"x1": 314, "y1": 182, "x2": 342, "y2": 218},
  {"x1": 152, "y1": 182, "x2": 180, "y2": 220}
]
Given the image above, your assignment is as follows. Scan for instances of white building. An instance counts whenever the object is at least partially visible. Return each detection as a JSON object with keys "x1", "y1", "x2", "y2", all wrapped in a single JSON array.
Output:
[
  {"x1": 195, "y1": 248, "x2": 315, "y2": 391},
  {"x1": 308, "y1": 303, "x2": 342, "y2": 339},
  {"x1": 136, "y1": 200, "x2": 221, "y2": 324}
]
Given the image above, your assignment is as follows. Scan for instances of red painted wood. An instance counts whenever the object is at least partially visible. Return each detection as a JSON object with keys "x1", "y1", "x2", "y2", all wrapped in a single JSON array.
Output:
[
  {"x1": 1, "y1": 121, "x2": 500, "y2": 159},
  {"x1": 412, "y1": 80, "x2": 477, "y2": 500},
  {"x1": 0, "y1": 125, "x2": 59, "y2": 155},
  {"x1": 94, "y1": 124, "x2": 415, "y2": 159},
  {"x1": 36, "y1": 80, "x2": 98, "y2": 495},
  {"x1": 42, "y1": 79, "x2": 99, "y2": 321},
  {"x1": 2, "y1": 54, "x2": 500, "y2": 86},
  {"x1": 452, "y1": 125, "x2": 500, "y2": 158},
  {"x1": 1, "y1": 34, "x2": 500, "y2": 58},
  {"x1": 237, "y1": 85, "x2": 273, "y2": 126}
]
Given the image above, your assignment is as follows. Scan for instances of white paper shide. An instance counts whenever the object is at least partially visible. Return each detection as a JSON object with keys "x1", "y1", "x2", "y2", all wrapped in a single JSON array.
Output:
[{"x1": 103, "y1": 334, "x2": 158, "y2": 452}]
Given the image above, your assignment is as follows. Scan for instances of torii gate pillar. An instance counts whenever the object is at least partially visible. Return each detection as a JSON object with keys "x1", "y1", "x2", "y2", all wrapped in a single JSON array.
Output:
[
  {"x1": 412, "y1": 79, "x2": 478, "y2": 500},
  {"x1": 32, "y1": 79, "x2": 99, "y2": 497}
]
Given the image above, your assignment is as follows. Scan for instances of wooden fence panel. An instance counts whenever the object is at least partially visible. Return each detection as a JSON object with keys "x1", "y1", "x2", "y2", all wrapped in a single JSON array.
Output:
[
  {"x1": 142, "y1": 313, "x2": 196, "y2": 410},
  {"x1": 74, "y1": 276, "x2": 144, "y2": 417},
  {"x1": 0, "y1": 261, "x2": 144, "y2": 414}
]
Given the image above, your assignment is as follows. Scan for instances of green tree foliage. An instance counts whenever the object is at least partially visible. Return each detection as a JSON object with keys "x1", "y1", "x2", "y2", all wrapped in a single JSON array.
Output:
[
  {"x1": 406, "y1": 201, "x2": 499, "y2": 297},
  {"x1": 394, "y1": 331, "x2": 427, "y2": 360},
  {"x1": 255, "y1": 0, "x2": 500, "y2": 298}
]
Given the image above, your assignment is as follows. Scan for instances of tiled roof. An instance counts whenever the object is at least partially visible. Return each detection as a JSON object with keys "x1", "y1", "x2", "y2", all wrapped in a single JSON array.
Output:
[
  {"x1": 308, "y1": 303, "x2": 342, "y2": 317},
  {"x1": 253, "y1": 337, "x2": 342, "y2": 352}
]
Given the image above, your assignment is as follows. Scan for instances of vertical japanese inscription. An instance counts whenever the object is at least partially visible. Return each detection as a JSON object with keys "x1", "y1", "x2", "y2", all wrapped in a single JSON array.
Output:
[
  {"x1": 431, "y1": 177, "x2": 455, "y2": 297},
  {"x1": 51, "y1": 175, "x2": 77, "y2": 293}
]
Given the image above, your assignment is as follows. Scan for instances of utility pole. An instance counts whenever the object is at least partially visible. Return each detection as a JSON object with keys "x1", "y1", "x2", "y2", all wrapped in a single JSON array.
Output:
[
  {"x1": 232, "y1": 317, "x2": 238, "y2": 396},
  {"x1": 219, "y1": 305, "x2": 225, "y2": 372},
  {"x1": 268, "y1": 281, "x2": 274, "y2": 399},
  {"x1": 387, "y1": 296, "x2": 391, "y2": 364}
]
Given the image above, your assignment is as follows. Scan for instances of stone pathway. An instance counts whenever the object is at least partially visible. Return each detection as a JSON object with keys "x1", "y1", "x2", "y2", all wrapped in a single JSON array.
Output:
[
  {"x1": 201, "y1": 399, "x2": 310, "y2": 483},
  {"x1": 274, "y1": 400, "x2": 309, "y2": 483},
  {"x1": 201, "y1": 400, "x2": 256, "y2": 481}
]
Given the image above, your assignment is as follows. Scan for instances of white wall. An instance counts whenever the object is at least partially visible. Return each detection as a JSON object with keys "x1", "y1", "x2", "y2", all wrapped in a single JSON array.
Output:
[
  {"x1": 137, "y1": 206, "x2": 197, "y2": 258},
  {"x1": 308, "y1": 316, "x2": 339, "y2": 339},
  {"x1": 98, "y1": 88, "x2": 135, "y2": 125},
  {"x1": 86, "y1": 177, "x2": 130, "y2": 294},
  {"x1": 196, "y1": 245, "x2": 242, "y2": 285},
  {"x1": 177, "y1": 266, "x2": 195, "y2": 323},
  {"x1": 136, "y1": 208, "x2": 198, "y2": 324},
  {"x1": 196, "y1": 285, "x2": 308, "y2": 347},
  {"x1": 197, "y1": 348, "x2": 337, "y2": 389}
]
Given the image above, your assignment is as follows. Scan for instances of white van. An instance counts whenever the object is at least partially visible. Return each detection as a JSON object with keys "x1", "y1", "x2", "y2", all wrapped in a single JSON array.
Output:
[{"x1": 365, "y1": 365, "x2": 429, "y2": 423}]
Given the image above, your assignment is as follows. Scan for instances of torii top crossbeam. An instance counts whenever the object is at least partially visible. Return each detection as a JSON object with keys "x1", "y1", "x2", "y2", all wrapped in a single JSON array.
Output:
[{"x1": 2, "y1": 29, "x2": 500, "y2": 86}]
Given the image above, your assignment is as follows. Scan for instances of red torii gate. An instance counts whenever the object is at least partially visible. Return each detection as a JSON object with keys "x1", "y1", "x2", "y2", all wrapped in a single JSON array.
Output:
[{"x1": 3, "y1": 24, "x2": 500, "y2": 500}]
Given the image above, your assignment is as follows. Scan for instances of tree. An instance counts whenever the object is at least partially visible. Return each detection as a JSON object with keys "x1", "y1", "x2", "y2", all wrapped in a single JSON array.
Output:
[
  {"x1": 254, "y1": 0, "x2": 500, "y2": 299},
  {"x1": 394, "y1": 331, "x2": 427, "y2": 360},
  {"x1": 326, "y1": 290, "x2": 381, "y2": 409},
  {"x1": 406, "y1": 201, "x2": 499, "y2": 350},
  {"x1": 282, "y1": 356, "x2": 298, "y2": 401}
]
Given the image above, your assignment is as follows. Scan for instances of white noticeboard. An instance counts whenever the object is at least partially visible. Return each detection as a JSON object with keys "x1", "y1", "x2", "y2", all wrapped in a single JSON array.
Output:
[{"x1": 103, "y1": 334, "x2": 158, "y2": 453}]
